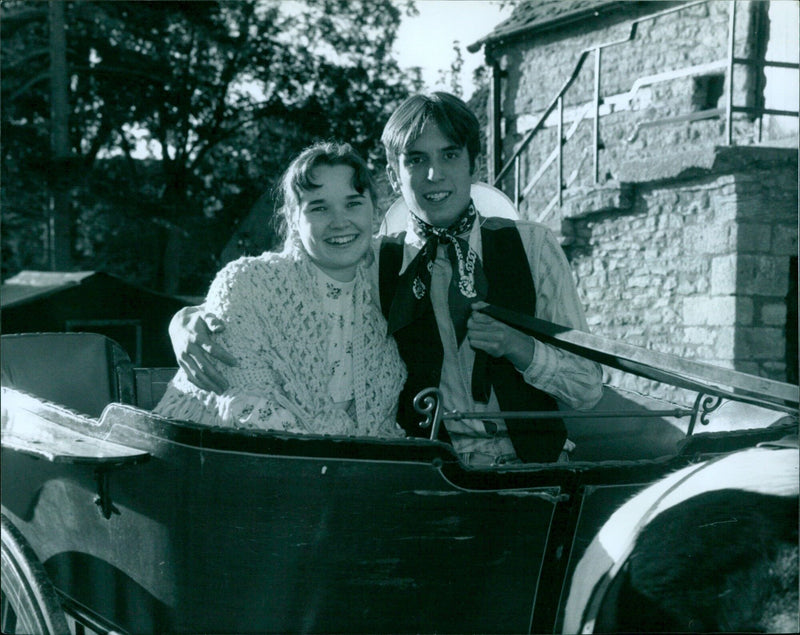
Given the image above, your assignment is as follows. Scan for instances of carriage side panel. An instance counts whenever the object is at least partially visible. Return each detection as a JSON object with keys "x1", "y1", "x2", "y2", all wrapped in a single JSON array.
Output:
[{"x1": 3, "y1": 404, "x2": 565, "y2": 633}]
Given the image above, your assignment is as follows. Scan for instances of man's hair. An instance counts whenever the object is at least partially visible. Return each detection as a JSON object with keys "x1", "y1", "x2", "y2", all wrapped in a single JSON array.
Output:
[
  {"x1": 381, "y1": 92, "x2": 480, "y2": 171},
  {"x1": 274, "y1": 141, "x2": 378, "y2": 246}
]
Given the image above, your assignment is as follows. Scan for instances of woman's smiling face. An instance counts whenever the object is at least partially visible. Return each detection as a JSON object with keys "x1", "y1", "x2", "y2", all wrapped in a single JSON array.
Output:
[
  {"x1": 388, "y1": 121, "x2": 476, "y2": 228},
  {"x1": 295, "y1": 163, "x2": 374, "y2": 281}
]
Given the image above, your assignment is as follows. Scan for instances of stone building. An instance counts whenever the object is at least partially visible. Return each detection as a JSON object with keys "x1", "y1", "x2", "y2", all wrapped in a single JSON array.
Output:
[{"x1": 469, "y1": 0, "x2": 798, "y2": 395}]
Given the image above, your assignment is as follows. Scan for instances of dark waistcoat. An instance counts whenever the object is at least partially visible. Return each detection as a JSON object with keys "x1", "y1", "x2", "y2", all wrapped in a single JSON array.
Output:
[{"x1": 379, "y1": 217, "x2": 566, "y2": 462}]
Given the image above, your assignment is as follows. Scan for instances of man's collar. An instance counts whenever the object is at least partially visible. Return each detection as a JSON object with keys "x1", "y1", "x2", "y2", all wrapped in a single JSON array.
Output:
[
  {"x1": 403, "y1": 210, "x2": 484, "y2": 266},
  {"x1": 404, "y1": 203, "x2": 481, "y2": 248},
  {"x1": 404, "y1": 218, "x2": 426, "y2": 249}
]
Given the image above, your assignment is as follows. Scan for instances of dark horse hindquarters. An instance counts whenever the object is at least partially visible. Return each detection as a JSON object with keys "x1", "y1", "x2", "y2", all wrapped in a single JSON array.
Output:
[{"x1": 564, "y1": 444, "x2": 799, "y2": 634}]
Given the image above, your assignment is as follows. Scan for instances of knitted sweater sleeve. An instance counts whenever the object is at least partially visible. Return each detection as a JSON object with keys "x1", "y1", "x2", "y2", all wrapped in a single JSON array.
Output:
[
  {"x1": 156, "y1": 255, "x2": 385, "y2": 436},
  {"x1": 155, "y1": 257, "x2": 310, "y2": 432}
]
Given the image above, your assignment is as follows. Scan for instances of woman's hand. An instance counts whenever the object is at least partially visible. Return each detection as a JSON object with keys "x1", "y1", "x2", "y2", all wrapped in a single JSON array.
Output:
[
  {"x1": 169, "y1": 306, "x2": 238, "y2": 392},
  {"x1": 467, "y1": 302, "x2": 535, "y2": 372}
]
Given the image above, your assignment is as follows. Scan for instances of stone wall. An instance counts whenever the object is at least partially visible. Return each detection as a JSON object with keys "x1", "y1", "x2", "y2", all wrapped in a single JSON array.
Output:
[
  {"x1": 484, "y1": 0, "x2": 797, "y2": 396},
  {"x1": 561, "y1": 147, "x2": 797, "y2": 400}
]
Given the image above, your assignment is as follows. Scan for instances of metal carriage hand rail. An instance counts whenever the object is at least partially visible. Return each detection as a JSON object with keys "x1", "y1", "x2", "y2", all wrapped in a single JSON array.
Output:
[
  {"x1": 413, "y1": 303, "x2": 798, "y2": 441},
  {"x1": 483, "y1": 304, "x2": 799, "y2": 412},
  {"x1": 413, "y1": 386, "x2": 698, "y2": 443}
]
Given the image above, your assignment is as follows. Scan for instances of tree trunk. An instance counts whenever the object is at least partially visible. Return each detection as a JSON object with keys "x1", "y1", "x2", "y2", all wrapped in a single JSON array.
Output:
[
  {"x1": 162, "y1": 227, "x2": 183, "y2": 295},
  {"x1": 49, "y1": 0, "x2": 72, "y2": 270}
]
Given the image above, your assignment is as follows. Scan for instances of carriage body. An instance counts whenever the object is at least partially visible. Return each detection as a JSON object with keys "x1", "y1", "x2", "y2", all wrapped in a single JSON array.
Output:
[{"x1": 1, "y1": 332, "x2": 796, "y2": 634}]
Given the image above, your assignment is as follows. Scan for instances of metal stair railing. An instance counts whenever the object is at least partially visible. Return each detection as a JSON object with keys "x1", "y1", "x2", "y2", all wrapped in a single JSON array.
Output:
[{"x1": 493, "y1": 0, "x2": 800, "y2": 210}]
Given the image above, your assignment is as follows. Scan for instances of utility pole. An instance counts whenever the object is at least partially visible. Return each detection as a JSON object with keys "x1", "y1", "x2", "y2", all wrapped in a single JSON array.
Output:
[{"x1": 49, "y1": 0, "x2": 72, "y2": 270}]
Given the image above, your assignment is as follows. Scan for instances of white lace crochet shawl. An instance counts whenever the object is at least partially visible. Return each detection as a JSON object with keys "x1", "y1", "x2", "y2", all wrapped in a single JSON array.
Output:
[{"x1": 155, "y1": 250, "x2": 407, "y2": 438}]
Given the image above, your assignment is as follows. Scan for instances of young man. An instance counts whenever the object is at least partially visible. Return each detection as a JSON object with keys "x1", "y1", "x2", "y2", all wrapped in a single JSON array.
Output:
[
  {"x1": 375, "y1": 92, "x2": 601, "y2": 464},
  {"x1": 168, "y1": 92, "x2": 602, "y2": 465}
]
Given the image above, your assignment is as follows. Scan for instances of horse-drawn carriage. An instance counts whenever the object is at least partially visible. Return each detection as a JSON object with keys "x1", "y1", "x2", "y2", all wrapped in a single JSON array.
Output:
[{"x1": 1, "y1": 323, "x2": 797, "y2": 634}]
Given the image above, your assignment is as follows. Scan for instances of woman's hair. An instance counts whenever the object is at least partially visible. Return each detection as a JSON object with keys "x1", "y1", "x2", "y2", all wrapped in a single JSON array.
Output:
[
  {"x1": 275, "y1": 141, "x2": 378, "y2": 248},
  {"x1": 380, "y1": 91, "x2": 481, "y2": 171}
]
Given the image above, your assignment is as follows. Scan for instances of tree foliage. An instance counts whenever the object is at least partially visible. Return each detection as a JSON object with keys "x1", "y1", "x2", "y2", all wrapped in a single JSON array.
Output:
[{"x1": 1, "y1": 0, "x2": 421, "y2": 293}]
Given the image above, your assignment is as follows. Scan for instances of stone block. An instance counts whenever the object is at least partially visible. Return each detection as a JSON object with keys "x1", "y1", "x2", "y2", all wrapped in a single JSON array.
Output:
[
  {"x1": 760, "y1": 303, "x2": 787, "y2": 326},
  {"x1": 658, "y1": 213, "x2": 684, "y2": 231},
  {"x1": 772, "y1": 226, "x2": 799, "y2": 257},
  {"x1": 676, "y1": 278, "x2": 699, "y2": 295},
  {"x1": 762, "y1": 361, "x2": 788, "y2": 382},
  {"x1": 641, "y1": 309, "x2": 665, "y2": 326},
  {"x1": 711, "y1": 254, "x2": 737, "y2": 295},
  {"x1": 735, "y1": 327, "x2": 785, "y2": 359},
  {"x1": 627, "y1": 275, "x2": 650, "y2": 288},
  {"x1": 711, "y1": 199, "x2": 738, "y2": 222},
  {"x1": 586, "y1": 313, "x2": 605, "y2": 326},
  {"x1": 684, "y1": 326, "x2": 716, "y2": 345},
  {"x1": 682, "y1": 296, "x2": 737, "y2": 326},
  {"x1": 714, "y1": 326, "x2": 736, "y2": 358},
  {"x1": 561, "y1": 182, "x2": 636, "y2": 219},
  {"x1": 736, "y1": 255, "x2": 790, "y2": 296},
  {"x1": 736, "y1": 297, "x2": 754, "y2": 325},
  {"x1": 736, "y1": 223, "x2": 772, "y2": 253},
  {"x1": 735, "y1": 196, "x2": 778, "y2": 222},
  {"x1": 683, "y1": 223, "x2": 735, "y2": 255},
  {"x1": 696, "y1": 343, "x2": 721, "y2": 360},
  {"x1": 617, "y1": 146, "x2": 718, "y2": 184}
]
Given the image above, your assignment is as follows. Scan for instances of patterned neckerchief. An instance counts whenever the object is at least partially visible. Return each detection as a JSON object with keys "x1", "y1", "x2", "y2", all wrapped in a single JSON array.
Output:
[{"x1": 387, "y1": 201, "x2": 488, "y2": 346}]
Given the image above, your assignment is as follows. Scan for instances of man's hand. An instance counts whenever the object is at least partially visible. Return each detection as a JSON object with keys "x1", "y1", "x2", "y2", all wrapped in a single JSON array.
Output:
[
  {"x1": 169, "y1": 306, "x2": 238, "y2": 393},
  {"x1": 467, "y1": 302, "x2": 535, "y2": 372}
]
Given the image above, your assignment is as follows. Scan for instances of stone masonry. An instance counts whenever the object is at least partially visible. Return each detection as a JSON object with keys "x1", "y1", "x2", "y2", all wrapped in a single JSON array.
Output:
[
  {"x1": 480, "y1": 0, "x2": 798, "y2": 394},
  {"x1": 563, "y1": 147, "x2": 797, "y2": 402}
]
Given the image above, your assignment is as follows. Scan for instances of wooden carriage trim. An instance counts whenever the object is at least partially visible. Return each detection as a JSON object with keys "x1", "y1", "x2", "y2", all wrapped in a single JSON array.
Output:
[{"x1": 1, "y1": 389, "x2": 149, "y2": 466}]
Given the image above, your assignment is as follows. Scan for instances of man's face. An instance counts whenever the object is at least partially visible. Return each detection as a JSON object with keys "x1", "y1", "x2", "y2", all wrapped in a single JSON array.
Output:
[{"x1": 388, "y1": 122, "x2": 476, "y2": 228}]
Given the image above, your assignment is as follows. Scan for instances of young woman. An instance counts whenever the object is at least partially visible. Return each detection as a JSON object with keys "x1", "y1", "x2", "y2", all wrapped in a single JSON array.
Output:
[{"x1": 154, "y1": 142, "x2": 406, "y2": 437}]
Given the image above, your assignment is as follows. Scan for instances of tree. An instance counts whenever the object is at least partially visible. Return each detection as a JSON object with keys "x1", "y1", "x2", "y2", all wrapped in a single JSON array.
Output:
[
  {"x1": 437, "y1": 40, "x2": 465, "y2": 99},
  {"x1": 49, "y1": 0, "x2": 71, "y2": 269},
  {"x1": 2, "y1": 0, "x2": 420, "y2": 293}
]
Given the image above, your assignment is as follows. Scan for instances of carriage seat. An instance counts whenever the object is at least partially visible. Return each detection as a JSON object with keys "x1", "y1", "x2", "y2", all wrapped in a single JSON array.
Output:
[{"x1": 0, "y1": 332, "x2": 136, "y2": 418}]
